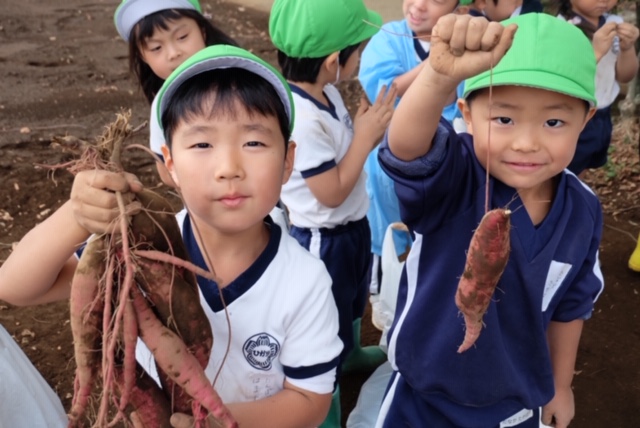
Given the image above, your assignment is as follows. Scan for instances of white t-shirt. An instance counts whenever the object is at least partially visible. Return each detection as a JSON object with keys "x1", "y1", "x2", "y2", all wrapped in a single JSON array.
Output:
[
  {"x1": 136, "y1": 210, "x2": 342, "y2": 402},
  {"x1": 281, "y1": 84, "x2": 369, "y2": 228}
]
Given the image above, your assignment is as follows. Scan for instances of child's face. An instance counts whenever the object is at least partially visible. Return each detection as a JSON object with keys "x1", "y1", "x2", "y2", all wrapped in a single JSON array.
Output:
[
  {"x1": 164, "y1": 98, "x2": 294, "y2": 235},
  {"x1": 570, "y1": 0, "x2": 611, "y2": 21},
  {"x1": 480, "y1": 0, "x2": 521, "y2": 22},
  {"x1": 140, "y1": 17, "x2": 206, "y2": 80},
  {"x1": 403, "y1": 0, "x2": 459, "y2": 37},
  {"x1": 460, "y1": 85, "x2": 594, "y2": 193}
]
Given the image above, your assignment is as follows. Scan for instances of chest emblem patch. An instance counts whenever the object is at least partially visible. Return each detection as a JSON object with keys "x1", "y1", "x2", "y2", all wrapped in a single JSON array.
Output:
[{"x1": 243, "y1": 333, "x2": 280, "y2": 371}]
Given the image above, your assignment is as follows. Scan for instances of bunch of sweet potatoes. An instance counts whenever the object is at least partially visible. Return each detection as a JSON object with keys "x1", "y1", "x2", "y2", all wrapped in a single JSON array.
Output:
[{"x1": 64, "y1": 112, "x2": 236, "y2": 428}]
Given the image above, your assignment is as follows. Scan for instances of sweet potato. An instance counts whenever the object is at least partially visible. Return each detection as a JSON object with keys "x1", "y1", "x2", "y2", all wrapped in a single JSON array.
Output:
[
  {"x1": 131, "y1": 287, "x2": 237, "y2": 428},
  {"x1": 68, "y1": 236, "x2": 106, "y2": 426},
  {"x1": 455, "y1": 208, "x2": 511, "y2": 353}
]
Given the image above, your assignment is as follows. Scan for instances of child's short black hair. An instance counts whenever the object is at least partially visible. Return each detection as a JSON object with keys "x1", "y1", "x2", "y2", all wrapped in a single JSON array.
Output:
[
  {"x1": 129, "y1": 9, "x2": 237, "y2": 103},
  {"x1": 162, "y1": 68, "x2": 291, "y2": 151},
  {"x1": 277, "y1": 42, "x2": 360, "y2": 83}
]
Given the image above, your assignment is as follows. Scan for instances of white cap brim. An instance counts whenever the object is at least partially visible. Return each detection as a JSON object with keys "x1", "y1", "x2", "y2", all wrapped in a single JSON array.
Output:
[{"x1": 114, "y1": 0, "x2": 198, "y2": 41}]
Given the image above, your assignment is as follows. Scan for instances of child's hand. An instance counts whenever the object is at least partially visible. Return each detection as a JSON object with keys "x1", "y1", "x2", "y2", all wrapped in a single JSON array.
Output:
[
  {"x1": 428, "y1": 14, "x2": 517, "y2": 83},
  {"x1": 593, "y1": 22, "x2": 618, "y2": 59},
  {"x1": 353, "y1": 83, "x2": 398, "y2": 149},
  {"x1": 70, "y1": 170, "x2": 143, "y2": 235},
  {"x1": 617, "y1": 22, "x2": 640, "y2": 52},
  {"x1": 541, "y1": 386, "x2": 575, "y2": 428},
  {"x1": 169, "y1": 412, "x2": 223, "y2": 428}
]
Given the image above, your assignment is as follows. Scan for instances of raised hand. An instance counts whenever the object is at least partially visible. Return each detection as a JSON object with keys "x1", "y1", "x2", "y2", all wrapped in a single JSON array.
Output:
[{"x1": 428, "y1": 14, "x2": 517, "y2": 83}]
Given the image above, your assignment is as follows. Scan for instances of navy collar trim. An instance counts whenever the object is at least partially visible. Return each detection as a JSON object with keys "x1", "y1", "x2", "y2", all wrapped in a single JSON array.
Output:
[
  {"x1": 182, "y1": 215, "x2": 281, "y2": 312},
  {"x1": 413, "y1": 32, "x2": 429, "y2": 61},
  {"x1": 289, "y1": 82, "x2": 340, "y2": 121}
]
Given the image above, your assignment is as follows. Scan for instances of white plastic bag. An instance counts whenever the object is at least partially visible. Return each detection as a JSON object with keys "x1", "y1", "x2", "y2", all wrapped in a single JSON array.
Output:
[
  {"x1": 371, "y1": 223, "x2": 410, "y2": 352},
  {"x1": 0, "y1": 324, "x2": 68, "y2": 427},
  {"x1": 346, "y1": 361, "x2": 393, "y2": 428}
]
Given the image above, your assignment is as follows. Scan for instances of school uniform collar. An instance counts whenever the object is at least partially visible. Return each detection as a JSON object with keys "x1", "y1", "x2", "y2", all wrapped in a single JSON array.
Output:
[
  {"x1": 182, "y1": 215, "x2": 281, "y2": 312},
  {"x1": 412, "y1": 32, "x2": 429, "y2": 61},
  {"x1": 492, "y1": 175, "x2": 566, "y2": 262},
  {"x1": 289, "y1": 82, "x2": 339, "y2": 121}
]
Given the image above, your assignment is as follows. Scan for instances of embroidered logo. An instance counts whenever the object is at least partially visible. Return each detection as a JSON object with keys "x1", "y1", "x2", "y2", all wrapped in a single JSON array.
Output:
[
  {"x1": 243, "y1": 333, "x2": 280, "y2": 371},
  {"x1": 343, "y1": 113, "x2": 354, "y2": 131}
]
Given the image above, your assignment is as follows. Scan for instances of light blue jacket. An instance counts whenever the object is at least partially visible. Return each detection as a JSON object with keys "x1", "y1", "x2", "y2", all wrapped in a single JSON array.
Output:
[{"x1": 359, "y1": 19, "x2": 463, "y2": 256}]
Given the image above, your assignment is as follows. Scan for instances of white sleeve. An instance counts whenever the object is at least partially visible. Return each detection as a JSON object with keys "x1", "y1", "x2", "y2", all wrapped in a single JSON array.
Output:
[
  {"x1": 291, "y1": 114, "x2": 338, "y2": 173},
  {"x1": 149, "y1": 95, "x2": 165, "y2": 156}
]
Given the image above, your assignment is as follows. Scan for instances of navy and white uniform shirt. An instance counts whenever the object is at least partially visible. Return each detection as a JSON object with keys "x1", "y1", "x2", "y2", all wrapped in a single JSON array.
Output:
[
  {"x1": 377, "y1": 119, "x2": 604, "y2": 426},
  {"x1": 281, "y1": 84, "x2": 369, "y2": 228},
  {"x1": 136, "y1": 211, "x2": 343, "y2": 403}
]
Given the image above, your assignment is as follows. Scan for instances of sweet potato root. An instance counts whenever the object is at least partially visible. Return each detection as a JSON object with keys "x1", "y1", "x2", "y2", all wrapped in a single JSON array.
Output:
[
  {"x1": 68, "y1": 236, "x2": 106, "y2": 426},
  {"x1": 65, "y1": 112, "x2": 234, "y2": 427},
  {"x1": 455, "y1": 208, "x2": 511, "y2": 353}
]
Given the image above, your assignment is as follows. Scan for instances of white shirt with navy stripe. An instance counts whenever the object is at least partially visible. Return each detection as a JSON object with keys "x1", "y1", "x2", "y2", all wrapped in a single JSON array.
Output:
[
  {"x1": 281, "y1": 83, "x2": 369, "y2": 228},
  {"x1": 136, "y1": 210, "x2": 343, "y2": 402}
]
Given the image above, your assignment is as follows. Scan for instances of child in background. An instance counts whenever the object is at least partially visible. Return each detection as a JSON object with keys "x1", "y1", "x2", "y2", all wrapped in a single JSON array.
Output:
[
  {"x1": 269, "y1": 0, "x2": 397, "y2": 425},
  {"x1": 480, "y1": 0, "x2": 543, "y2": 21},
  {"x1": 0, "y1": 44, "x2": 343, "y2": 428},
  {"x1": 557, "y1": 0, "x2": 639, "y2": 174},
  {"x1": 114, "y1": 0, "x2": 237, "y2": 183},
  {"x1": 358, "y1": 0, "x2": 462, "y2": 304},
  {"x1": 377, "y1": 13, "x2": 604, "y2": 428}
]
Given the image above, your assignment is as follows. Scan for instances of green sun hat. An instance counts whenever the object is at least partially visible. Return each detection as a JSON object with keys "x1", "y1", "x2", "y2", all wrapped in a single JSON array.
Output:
[
  {"x1": 463, "y1": 13, "x2": 597, "y2": 107},
  {"x1": 269, "y1": 0, "x2": 382, "y2": 58},
  {"x1": 114, "y1": 0, "x2": 202, "y2": 41},
  {"x1": 156, "y1": 44, "x2": 295, "y2": 132},
  {"x1": 458, "y1": 0, "x2": 474, "y2": 5}
]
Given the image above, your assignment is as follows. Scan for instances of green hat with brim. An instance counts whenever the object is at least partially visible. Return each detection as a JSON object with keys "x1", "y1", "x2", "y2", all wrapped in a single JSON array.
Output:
[
  {"x1": 114, "y1": 0, "x2": 201, "y2": 41},
  {"x1": 156, "y1": 44, "x2": 295, "y2": 132},
  {"x1": 463, "y1": 13, "x2": 597, "y2": 107},
  {"x1": 269, "y1": 0, "x2": 382, "y2": 58}
]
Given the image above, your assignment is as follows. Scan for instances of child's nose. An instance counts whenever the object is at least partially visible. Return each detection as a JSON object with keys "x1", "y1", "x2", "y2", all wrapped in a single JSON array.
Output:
[
  {"x1": 511, "y1": 130, "x2": 539, "y2": 152},
  {"x1": 215, "y1": 148, "x2": 244, "y2": 180},
  {"x1": 166, "y1": 44, "x2": 182, "y2": 61}
]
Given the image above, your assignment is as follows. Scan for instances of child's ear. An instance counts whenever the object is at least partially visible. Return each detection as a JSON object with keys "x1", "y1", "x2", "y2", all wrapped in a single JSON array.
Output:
[
  {"x1": 161, "y1": 144, "x2": 180, "y2": 188},
  {"x1": 458, "y1": 98, "x2": 474, "y2": 134},
  {"x1": 582, "y1": 107, "x2": 597, "y2": 130},
  {"x1": 324, "y1": 52, "x2": 340, "y2": 73},
  {"x1": 282, "y1": 141, "x2": 296, "y2": 185}
]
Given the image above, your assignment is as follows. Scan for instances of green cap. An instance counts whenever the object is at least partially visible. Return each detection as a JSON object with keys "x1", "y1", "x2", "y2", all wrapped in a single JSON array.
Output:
[
  {"x1": 269, "y1": 0, "x2": 382, "y2": 58},
  {"x1": 463, "y1": 13, "x2": 597, "y2": 106},
  {"x1": 458, "y1": 0, "x2": 474, "y2": 5},
  {"x1": 156, "y1": 44, "x2": 295, "y2": 132},
  {"x1": 114, "y1": 0, "x2": 201, "y2": 41}
]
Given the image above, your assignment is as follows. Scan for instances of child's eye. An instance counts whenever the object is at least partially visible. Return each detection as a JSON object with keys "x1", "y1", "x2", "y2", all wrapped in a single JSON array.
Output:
[
  {"x1": 193, "y1": 142, "x2": 211, "y2": 149},
  {"x1": 177, "y1": 33, "x2": 189, "y2": 41},
  {"x1": 245, "y1": 141, "x2": 265, "y2": 147},
  {"x1": 545, "y1": 119, "x2": 564, "y2": 128},
  {"x1": 147, "y1": 45, "x2": 161, "y2": 53},
  {"x1": 492, "y1": 117, "x2": 513, "y2": 125}
]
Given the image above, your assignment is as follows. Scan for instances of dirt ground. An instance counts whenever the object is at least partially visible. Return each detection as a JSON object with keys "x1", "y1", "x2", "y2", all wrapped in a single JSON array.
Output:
[{"x1": 0, "y1": 1, "x2": 639, "y2": 427}]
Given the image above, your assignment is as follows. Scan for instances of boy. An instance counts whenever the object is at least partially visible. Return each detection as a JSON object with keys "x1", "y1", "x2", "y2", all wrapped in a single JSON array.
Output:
[
  {"x1": 269, "y1": 0, "x2": 396, "y2": 425},
  {"x1": 376, "y1": 13, "x2": 604, "y2": 428},
  {"x1": 0, "y1": 45, "x2": 343, "y2": 428}
]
